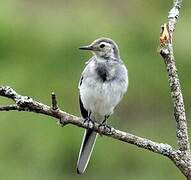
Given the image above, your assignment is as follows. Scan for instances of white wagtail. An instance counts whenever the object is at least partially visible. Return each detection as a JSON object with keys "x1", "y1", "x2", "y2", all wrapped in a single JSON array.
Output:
[{"x1": 77, "y1": 37, "x2": 128, "y2": 174}]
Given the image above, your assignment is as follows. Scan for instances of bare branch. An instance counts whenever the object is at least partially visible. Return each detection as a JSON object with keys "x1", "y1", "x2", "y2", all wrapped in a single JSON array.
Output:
[
  {"x1": 159, "y1": 0, "x2": 191, "y2": 178},
  {"x1": 159, "y1": 0, "x2": 190, "y2": 153},
  {"x1": 1, "y1": 86, "x2": 189, "y2": 177},
  {"x1": 0, "y1": 85, "x2": 178, "y2": 157}
]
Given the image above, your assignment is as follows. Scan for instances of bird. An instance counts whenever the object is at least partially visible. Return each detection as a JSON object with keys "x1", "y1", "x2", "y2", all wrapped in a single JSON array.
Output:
[{"x1": 77, "y1": 37, "x2": 128, "y2": 174}]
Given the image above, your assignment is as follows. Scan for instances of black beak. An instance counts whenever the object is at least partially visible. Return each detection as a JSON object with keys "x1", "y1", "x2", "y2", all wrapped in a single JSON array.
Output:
[{"x1": 79, "y1": 45, "x2": 94, "y2": 51}]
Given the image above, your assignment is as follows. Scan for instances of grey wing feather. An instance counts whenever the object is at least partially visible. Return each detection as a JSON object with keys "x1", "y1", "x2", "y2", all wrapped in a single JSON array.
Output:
[
  {"x1": 78, "y1": 56, "x2": 95, "y2": 89},
  {"x1": 79, "y1": 95, "x2": 88, "y2": 119},
  {"x1": 77, "y1": 56, "x2": 98, "y2": 174}
]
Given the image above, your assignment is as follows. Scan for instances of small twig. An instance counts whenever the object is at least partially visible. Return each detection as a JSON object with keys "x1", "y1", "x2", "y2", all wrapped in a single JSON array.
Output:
[
  {"x1": 50, "y1": 92, "x2": 66, "y2": 126},
  {"x1": 51, "y1": 92, "x2": 58, "y2": 110}
]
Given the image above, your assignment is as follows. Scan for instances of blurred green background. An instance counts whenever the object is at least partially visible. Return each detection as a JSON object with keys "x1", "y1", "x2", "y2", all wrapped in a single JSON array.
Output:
[{"x1": 0, "y1": 0, "x2": 191, "y2": 179}]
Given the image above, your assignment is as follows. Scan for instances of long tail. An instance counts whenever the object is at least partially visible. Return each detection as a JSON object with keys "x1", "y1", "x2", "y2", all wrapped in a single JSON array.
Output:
[{"x1": 77, "y1": 129, "x2": 97, "y2": 174}]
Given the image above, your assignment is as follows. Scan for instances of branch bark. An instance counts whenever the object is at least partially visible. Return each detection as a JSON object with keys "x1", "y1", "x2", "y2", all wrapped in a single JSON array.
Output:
[
  {"x1": 159, "y1": 0, "x2": 191, "y2": 178},
  {"x1": 0, "y1": 86, "x2": 176, "y2": 156},
  {"x1": 0, "y1": 0, "x2": 190, "y2": 179},
  {"x1": 160, "y1": 0, "x2": 189, "y2": 153},
  {"x1": 0, "y1": 86, "x2": 186, "y2": 176}
]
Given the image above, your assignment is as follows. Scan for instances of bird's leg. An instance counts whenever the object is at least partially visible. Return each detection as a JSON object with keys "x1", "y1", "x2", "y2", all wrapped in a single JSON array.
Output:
[
  {"x1": 98, "y1": 115, "x2": 113, "y2": 134},
  {"x1": 83, "y1": 111, "x2": 94, "y2": 129}
]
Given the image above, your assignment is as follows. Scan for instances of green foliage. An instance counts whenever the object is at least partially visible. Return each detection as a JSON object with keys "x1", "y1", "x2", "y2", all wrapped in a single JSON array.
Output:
[{"x1": 0, "y1": 0, "x2": 191, "y2": 179}]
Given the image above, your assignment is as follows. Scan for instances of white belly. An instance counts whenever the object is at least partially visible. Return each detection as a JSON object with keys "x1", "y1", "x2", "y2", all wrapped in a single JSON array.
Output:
[{"x1": 80, "y1": 77, "x2": 126, "y2": 118}]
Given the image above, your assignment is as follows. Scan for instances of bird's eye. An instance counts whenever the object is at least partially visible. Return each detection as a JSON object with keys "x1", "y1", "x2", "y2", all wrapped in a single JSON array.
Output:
[{"x1": 100, "y1": 43, "x2": 105, "y2": 48}]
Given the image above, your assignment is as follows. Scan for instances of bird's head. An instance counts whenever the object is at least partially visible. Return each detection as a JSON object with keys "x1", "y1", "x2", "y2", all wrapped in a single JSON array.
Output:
[{"x1": 79, "y1": 37, "x2": 120, "y2": 59}]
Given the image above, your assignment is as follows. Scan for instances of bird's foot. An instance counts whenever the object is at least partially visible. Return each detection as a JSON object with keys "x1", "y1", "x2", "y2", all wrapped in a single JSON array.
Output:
[
  {"x1": 83, "y1": 118, "x2": 94, "y2": 129},
  {"x1": 98, "y1": 123, "x2": 113, "y2": 135}
]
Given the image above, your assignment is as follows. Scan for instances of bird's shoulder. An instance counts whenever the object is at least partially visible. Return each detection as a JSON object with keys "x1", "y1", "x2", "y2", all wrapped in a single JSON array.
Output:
[{"x1": 78, "y1": 56, "x2": 96, "y2": 88}]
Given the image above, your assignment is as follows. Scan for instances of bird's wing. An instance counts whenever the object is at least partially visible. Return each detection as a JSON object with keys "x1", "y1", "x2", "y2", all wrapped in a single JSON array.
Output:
[
  {"x1": 78, "y1": 56, "x2": 95, "y2": 89},
  {"x1": 77, "y1": 56, "x2": 97, "y2": 174},
  {"x1": 78, "y1": 66, "x2": 88, "y2": 119},
  {"x1": 78, "y1": 56, "x2": 96, "y2": 117},
  {"x1": 78, "y1": 89, "x2": 97, "y2": 174},
  {"x1": 79, "y1": 95, "x2": 88, "y2": 119},
  {"x1": 78, "y1": 74, "x2": 96, "y2": 175}
]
